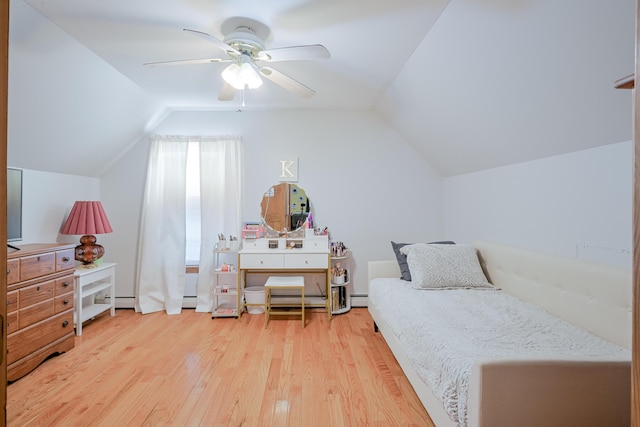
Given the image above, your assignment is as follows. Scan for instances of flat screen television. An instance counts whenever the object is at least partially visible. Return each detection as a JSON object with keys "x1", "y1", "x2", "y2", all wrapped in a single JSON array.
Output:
[{"x1": 7, "y1": 168, "x2": 23, "y2": 243}]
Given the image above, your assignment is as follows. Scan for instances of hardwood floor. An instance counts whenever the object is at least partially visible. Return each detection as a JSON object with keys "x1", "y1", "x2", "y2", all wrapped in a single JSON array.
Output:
[{"x1": 7, "y1": 308, "x2": 433, "y2": 426}]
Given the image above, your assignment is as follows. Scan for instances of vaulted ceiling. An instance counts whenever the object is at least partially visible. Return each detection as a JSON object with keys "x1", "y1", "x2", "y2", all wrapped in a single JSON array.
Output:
[{"x1": 7, "y1": 0, "x2": 635, "y2": 177}]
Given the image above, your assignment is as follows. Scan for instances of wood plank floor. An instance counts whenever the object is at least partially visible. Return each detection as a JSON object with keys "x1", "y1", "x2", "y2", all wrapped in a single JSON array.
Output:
[{"x1": 7, "y1": 308, "x2": 434, "y2": 426}]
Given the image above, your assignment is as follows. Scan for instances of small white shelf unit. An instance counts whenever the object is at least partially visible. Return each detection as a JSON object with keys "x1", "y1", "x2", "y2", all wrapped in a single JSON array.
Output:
[
  {"x1": 74, "y1": 262, "x2": 116, "y2": 336},
  {"x1": 330, "y1": 254, "x2": 351, "y2": 315},
  {"x1": 212, "y1": 247, "x2": 240, "y2": 318}
]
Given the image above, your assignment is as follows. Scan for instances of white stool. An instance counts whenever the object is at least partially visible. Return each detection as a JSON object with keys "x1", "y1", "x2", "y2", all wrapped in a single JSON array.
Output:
[{"x1": 264, "y1": 276, "x2": 305, "y2": 328}]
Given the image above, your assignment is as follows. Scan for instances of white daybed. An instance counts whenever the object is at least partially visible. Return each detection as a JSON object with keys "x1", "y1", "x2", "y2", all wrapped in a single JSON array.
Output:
[{"x1": 368, "y1": 240, "x2": 631, "y2": 427}]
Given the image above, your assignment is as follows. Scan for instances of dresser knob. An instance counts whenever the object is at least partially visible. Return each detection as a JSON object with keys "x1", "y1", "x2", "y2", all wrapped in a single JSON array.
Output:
[
  {"x1": 63, "y1": 281, "x2": 70, "y2": 287},
  {"x1": 6, "y1": 269, "x2": 10, "y2": 275},
  {"x1": 63, "y1": 299, "x2": 69, "y2": 305},
  {"x1": 62, "y1": 320, "x2": 69, "y2": 327},
  {"x1": 62, "y1": 257, "x2": 70, "y2": 262},
  {"x1": 36, "y1": 286, "x2": 40, "y2": 291}
]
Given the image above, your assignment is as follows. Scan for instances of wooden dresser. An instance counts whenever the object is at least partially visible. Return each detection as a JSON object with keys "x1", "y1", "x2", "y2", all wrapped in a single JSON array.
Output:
[{"x1": 7, "y1": 243, "x2": 76, "y2": 381}]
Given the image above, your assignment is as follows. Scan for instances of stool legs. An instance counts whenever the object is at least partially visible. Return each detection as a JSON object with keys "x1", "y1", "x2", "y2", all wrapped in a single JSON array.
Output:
[
  {"x1": 263, "y1": 285, "x2": 305, "y2": 328},
  {"x1": 264, "y1": 287, "x2": 270, "y2": 329}
]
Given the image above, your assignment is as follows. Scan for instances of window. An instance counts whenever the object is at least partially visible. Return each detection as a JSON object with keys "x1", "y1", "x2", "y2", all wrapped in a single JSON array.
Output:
[{"x1": 185, "y1": 142, "x2": 201, "y2": 265}]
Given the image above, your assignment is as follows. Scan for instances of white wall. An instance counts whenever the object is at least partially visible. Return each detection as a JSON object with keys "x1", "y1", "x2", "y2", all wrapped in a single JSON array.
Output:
[
  {"x1": 376, "y1": 0, "x2": 634, "y2": 177},
  {"x1": 101, "y1": 109, "x2": 445, "y2": 300},
  {"x1": 8, "y1": 0, "x2": 166, "y2": 178},
  {"x1": 443, "y1": 141, "x2": 632, "y2": 269},
  {"x1": 14, "y1": 168, "x2": 100, "y2": 244}
]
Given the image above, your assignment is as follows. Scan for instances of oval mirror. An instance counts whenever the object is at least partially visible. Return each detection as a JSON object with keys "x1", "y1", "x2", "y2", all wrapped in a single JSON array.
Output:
[{"x1": 260, "y1": 183, "x2": 311, "y2": 234}]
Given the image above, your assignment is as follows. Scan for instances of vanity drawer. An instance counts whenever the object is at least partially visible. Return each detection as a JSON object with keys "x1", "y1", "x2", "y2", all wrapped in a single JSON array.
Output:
[
  {"x1": 19, "y1": 280, "x2": 54, "y2": 308},
  {"x1": 241, "y1": 253, "x2": 284, "y2": 269},
  {"x1": 284, "y1": 253, "x2": 328, "y2": 269},
  {"x1": 20, "y1": 253, "x2": 55, "y2": 281}
]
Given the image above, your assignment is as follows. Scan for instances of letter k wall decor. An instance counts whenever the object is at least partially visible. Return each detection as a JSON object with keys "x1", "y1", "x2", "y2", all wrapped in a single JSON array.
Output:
[{"x1": 279, "y1": 158, "x2": 298, "y2": 182}]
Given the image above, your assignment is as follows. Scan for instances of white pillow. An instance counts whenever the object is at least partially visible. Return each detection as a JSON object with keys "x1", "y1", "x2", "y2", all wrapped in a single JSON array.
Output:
[{"x1": 399, "y1": 243, "x2": 493, "y2": 289}]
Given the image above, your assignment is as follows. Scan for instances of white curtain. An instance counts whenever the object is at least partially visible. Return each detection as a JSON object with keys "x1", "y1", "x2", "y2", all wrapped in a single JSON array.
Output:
[
  {"x1": 136, "y1": 135, "x2": 243, "y2": 315},
  {"x1": 136, "y1": 136, "x2": 188, "y2": 314},
  {"x1": 196, "y1": 136, "x2": 244, "y2": 312}
]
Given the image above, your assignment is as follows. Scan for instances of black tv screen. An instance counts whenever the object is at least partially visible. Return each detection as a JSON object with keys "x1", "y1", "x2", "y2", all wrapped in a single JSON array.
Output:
[{"x1": 7, "y1": 168, "x2": 22, "y2": 242}]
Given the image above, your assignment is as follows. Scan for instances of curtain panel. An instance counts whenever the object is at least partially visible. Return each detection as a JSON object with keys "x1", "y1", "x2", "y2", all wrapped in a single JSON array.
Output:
[
  {"x1": 196, "y1": 137, "x2": 244, "y2": 312},
  {"x1": 136, "y1": 135, "x2": 243, "y2": 315},
  {"x1": 136, "y1": 137, "x2": 188, "y2": 314}
]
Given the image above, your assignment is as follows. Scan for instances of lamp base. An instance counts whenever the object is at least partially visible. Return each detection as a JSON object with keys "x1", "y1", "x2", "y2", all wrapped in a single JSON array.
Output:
[
  {"x1": 74, "y1": 234, "x2": 105, "y2": 266},
  {"x1": 76, "y1": 262, "x2": 100, "y2": 270}
]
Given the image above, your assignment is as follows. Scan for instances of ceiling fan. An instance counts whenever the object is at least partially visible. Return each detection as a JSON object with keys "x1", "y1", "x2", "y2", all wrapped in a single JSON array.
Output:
[{"x1": 143, "y1": 19, "x2": 330, "y2": 101}]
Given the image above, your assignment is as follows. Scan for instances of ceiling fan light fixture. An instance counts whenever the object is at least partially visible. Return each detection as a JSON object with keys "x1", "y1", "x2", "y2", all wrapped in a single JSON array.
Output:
[
  {"x1": 221, "y1": 57, "x2": 262, "y2": 90},
  {"x1": 240, "y1": 63, "x2": 263, "y2": 89},
  {"x1": 221, "y1": 63, "x2": 243, "y2": 89},
  {"x1": 150, "y1": 21, "x2": 329, "y2": 100}
]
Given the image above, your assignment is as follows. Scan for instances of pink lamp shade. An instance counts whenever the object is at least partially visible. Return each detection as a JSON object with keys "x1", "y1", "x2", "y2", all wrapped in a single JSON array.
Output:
[
  {"x1": 61, "y1": 201, "x2": 113, "y2": 235},
  {"x1": 61, "y1": 201, "x2": 113, "y2": 267}
]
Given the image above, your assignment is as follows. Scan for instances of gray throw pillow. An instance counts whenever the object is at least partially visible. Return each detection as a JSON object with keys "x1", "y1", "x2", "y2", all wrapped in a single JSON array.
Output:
[
  {"x1": 391, "y1": 240, "x2": 455, "y2": 281},
  {"x1": 399, "y1": 243, "x2": 493, "y2": 289}
]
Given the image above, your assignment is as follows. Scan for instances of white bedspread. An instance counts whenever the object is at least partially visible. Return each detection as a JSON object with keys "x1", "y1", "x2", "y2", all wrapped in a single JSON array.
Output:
[{"x1": 368, "y1": 278, "x2": 631, "y2": 426}]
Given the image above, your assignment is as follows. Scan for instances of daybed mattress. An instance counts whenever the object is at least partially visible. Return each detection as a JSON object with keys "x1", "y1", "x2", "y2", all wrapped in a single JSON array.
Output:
[{"x1": 368, "y1": 277, "x2": 631, "y2": 426}]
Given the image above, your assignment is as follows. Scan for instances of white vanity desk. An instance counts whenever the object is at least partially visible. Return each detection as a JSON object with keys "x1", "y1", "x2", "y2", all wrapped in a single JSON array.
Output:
[{"x1": 237, "y1": 236, "x2": 331, "y2": 320}]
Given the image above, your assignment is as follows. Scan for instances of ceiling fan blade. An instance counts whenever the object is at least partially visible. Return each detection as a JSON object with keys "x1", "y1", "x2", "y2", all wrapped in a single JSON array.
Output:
[
  {"x1": 258, "y1": 44, "x2": 330, "y2": 62},
  {"x1": 218, "y1": 82, "x2": 237, "y2": 101},
  {"x1": 143, "y1": 58, "x2": 229, "y2": 67},
  {"x1": 259, "y1": 67, "x2": 316, "y2": 99},
  {"x1": 183, "y1": 28, "x2": 240, "y2": 56}
]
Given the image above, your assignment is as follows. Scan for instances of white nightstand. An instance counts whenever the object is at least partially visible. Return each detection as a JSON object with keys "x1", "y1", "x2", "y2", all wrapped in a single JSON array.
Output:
[{"x1": 74, "y1": 262, "x2": 116, "y2": 336}]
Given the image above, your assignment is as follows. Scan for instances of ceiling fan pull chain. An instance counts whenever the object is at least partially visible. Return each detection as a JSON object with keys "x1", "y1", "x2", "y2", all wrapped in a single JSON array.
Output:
[{"x1": 241, "y1": 88, "x2": 246, "y2": 107}]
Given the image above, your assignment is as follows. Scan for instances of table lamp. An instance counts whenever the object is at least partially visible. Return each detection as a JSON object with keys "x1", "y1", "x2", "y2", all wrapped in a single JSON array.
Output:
[{"x1": 61, "y1": 201, "x2": 113, "y2": 269}]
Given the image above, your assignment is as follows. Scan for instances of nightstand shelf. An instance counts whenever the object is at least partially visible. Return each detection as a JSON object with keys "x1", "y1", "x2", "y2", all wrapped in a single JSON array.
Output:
[
  {"x1": 81, "y1": 302, "x2": 113, "y2": 321},
  {"x1": 74, "y1": 262, "x2": 116, "y2": 336},
  {"x1": 80, "y1": 280, "x2": 113, "y2": 298}
]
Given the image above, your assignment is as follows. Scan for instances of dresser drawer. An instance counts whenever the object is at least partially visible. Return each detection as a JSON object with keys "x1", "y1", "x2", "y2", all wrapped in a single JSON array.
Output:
[
  {"x1": 284, "y1": 253, "x2": 328, "y2": 269},
  {"x1": 55, "y1": 274, "x2": 74, "y2": 295},
  {"x1": 19, "y1": 299, "x2": 54, "y2": 329},
  {"x1": 241, "y1": 253, "x2": 284, "y2": 269},
  {"x1": 19, "y1": 280, "x2": 54, "y2": 308},
  {"x1": 54, "y1": 293, "x2": 74, "y2": 314},
  {"x1": 7, "y1": 310, "x2": 74, "y2": 365},
  {"x1": 7, "y1": 259, "x2": 20, "y2": 285},
  {"x1": 7, "y1": 290, "x2": 18, "y2": 313},
  {"x1": 7, "y1": 311, "x2": 18, "y2": 334},
  {"x1": 56, "y1": 249, "x2": 75, "y2": 271},
  {"x1": 20, "y1": 253, "x2": 55, "y2": 281}
]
